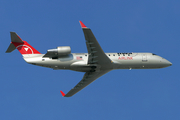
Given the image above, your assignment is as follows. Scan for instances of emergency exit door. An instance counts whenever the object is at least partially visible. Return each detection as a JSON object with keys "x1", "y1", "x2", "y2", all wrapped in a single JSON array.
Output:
[{"x1": 142, "y1": 54, "x2": 147, "y2": 62}]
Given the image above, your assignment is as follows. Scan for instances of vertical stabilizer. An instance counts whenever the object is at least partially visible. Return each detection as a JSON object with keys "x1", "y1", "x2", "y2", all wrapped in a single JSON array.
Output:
[{"x1": 6, "y1": 32, "x2": 41, "y2": 55}]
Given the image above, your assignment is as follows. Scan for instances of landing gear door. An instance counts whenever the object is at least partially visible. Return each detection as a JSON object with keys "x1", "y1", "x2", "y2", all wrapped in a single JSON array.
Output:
[{"x1": 142, "y1": 54, "x2": 147, "y2": 62}]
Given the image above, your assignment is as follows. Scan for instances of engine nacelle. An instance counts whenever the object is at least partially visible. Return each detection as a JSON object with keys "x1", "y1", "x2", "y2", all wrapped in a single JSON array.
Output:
[
  {"x1": 47, "y1": 46, "x2": 71, "y2": 56},
  {"x1": 57, "y1": 46, "x2": 71, "y2": 55}
]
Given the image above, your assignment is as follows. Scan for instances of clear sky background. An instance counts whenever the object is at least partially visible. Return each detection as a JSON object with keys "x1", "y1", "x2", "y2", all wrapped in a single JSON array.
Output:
[{"x1": 1, "y1": 0, "x2": 179, "y2": 120}]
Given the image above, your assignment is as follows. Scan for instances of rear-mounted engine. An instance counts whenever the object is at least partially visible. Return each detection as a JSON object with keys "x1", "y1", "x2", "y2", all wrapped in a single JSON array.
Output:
[{"x1": 43, "y1": 46, "x2": 71, "y2": 58}]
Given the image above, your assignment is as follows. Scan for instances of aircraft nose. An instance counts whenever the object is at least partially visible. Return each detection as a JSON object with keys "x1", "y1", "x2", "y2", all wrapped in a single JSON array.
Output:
[
  {"x1": 169, "y1": 61, "x2": 172, "y2": 66},
  {"x1": 161, "y1": 59, "x2": 172, "y2": 67}
]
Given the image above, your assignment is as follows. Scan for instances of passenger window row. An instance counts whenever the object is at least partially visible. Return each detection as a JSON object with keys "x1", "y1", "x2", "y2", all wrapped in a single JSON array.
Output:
[{"x1": 108, "y1": 53, "x2": 132, "y2": 56}]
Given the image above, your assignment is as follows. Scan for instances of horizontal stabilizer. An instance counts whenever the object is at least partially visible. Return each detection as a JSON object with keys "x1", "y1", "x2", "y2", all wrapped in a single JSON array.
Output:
[{"x1": 6, "y1": 43, "x2": 16, "y2": 53}]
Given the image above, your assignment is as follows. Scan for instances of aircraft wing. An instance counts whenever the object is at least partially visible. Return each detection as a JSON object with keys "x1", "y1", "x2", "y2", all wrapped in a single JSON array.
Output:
[
  {"x1": 60, "y1": 21, "x2": 113, "y2": 97},
  {"x1": 60, "y1": 70, "x2": 110, "y2": 97},
  {"x1": 79, "y1": 21, "x2": 112, "y2": 65}
]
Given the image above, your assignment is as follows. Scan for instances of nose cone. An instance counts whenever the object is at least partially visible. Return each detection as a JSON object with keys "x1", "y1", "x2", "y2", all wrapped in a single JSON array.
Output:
[
  {"x1": 161, "y1": 59, "x2": 172, "y2": 67},
  {"x1": 151, "y1": 55, "x2": 172, "y2": 68}
]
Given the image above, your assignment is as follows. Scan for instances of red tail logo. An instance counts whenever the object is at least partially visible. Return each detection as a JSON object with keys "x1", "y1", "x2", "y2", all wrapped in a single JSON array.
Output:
[{"x1": 12, "y1": 41, "x2": 41, "y2": 54}]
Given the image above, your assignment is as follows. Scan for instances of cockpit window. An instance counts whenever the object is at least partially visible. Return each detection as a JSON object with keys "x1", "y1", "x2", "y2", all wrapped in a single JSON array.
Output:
[{"x1": 152, "y1": 53, "x2": 157, "y2": 55}]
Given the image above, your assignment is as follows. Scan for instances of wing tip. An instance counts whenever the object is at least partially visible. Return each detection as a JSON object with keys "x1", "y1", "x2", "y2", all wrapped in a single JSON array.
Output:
[
  {"x1": 79, "y1": 21, "x2": 87, "y2": 28},
  {"x1": 60, "y1": 91, "x2": 66, "y2": 97}
]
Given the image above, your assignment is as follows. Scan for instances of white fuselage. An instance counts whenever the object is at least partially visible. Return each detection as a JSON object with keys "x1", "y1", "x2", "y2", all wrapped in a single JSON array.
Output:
[
  {"x1": 23, "y1": 52, "x2": 172, "y2": 72},
  {"x1": 6, "y1": 23, "x2": 172, "y2": 97}
]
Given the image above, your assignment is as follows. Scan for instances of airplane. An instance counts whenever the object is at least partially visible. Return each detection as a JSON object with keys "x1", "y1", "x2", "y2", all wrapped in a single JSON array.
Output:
[{"x1": 6, "y1": 21, "x2": 172, "y2": 97}]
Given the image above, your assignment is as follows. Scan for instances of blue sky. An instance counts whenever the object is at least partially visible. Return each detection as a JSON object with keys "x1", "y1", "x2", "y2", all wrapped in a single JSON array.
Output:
[{"x1": 1, "y1": 0, "x2": 179, "y2": 119}]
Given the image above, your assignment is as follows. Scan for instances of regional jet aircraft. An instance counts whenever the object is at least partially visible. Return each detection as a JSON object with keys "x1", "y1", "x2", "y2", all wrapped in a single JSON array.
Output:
[{"x1": 6, "y1": 21, "x2": 172, "y2": 97}]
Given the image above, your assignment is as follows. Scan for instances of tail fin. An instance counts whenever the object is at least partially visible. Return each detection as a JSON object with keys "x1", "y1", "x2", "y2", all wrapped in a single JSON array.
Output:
[{"x1": 6, "y1": 32, "x2": 41, "y2": 55}]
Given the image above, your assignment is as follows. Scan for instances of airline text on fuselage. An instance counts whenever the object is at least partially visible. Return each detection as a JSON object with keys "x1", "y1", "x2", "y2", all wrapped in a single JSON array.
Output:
[{"x1": 118, "y1": 57, "x2": 133, "y2": 60}]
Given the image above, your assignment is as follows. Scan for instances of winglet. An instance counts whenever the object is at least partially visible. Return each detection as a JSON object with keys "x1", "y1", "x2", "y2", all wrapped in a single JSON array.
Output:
[
  {"x1": 79, "y1": 21, "x2": 87, "y2": 28},
  {"x1": 60, "y1": 91, "x2": 66, "y2": 97}
]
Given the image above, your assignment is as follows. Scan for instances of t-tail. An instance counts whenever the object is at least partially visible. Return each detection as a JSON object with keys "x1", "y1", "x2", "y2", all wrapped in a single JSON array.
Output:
[{"x1": 6, "y1": 32, "x2": 41, "y2": 57}]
